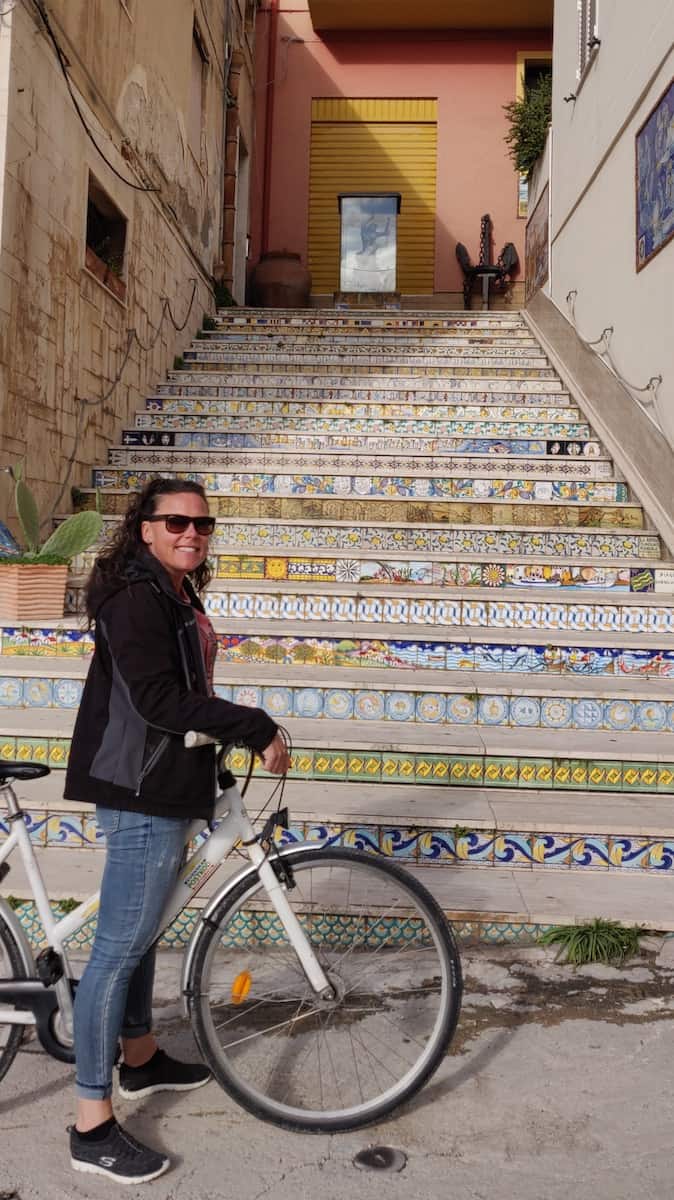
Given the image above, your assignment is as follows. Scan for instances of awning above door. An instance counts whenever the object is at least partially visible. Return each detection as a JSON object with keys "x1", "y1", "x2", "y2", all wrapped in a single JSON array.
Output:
[{"x1": 308, "y1": 0, "x2": 553, "y2": 33}]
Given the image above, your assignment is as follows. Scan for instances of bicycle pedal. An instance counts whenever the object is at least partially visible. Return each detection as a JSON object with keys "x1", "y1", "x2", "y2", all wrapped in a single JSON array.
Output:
[{"x1": 36, "y1": 946, "x2": 64, "y2": 986}]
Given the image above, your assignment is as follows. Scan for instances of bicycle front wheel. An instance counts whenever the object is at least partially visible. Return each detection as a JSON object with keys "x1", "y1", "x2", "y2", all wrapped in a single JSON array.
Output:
[
  {"x1": 0, "y1": 910, "x2": 26, "y2": 1083},
  {"x1": 189, "y1": 846, "x2": 462, "y2": 1131}
]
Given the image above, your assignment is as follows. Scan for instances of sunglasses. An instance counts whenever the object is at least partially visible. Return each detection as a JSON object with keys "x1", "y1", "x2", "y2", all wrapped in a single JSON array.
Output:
[{"x1": 143, "y1": 514, "x2": 216, "y2": 535}]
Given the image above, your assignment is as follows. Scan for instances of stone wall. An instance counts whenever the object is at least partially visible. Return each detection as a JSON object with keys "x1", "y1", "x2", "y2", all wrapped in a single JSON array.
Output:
[{"x1": 0, "y1": 0, "x2": 254, "y2": 522}]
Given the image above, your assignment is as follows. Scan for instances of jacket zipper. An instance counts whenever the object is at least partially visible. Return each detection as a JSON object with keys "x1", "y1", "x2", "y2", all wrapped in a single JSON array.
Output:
[{"x1": 135, "y1": 734, "x2": 170, "y2": 796}]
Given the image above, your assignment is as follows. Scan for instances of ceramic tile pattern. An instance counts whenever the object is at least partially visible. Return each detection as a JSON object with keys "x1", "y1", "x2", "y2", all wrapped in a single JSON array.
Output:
[{"x1": 5, "y1": 309, "x2": 674, "y2": 909}]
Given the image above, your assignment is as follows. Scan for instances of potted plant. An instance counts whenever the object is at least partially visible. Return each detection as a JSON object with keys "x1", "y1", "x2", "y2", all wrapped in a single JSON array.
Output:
[{"x1": 0, "y1": 463, "x2": 103, "y2": 620}]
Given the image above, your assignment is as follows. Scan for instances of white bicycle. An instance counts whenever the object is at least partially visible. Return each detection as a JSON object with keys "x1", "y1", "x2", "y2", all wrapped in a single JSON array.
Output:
[{"x1": 0, "y1": 735, "x2": 462, "y2": 1131}]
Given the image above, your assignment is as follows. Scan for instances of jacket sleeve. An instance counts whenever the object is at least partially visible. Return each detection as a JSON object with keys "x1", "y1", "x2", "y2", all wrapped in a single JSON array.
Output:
[{"x1": 97, "y1": 582, "x2": 278, "y2": 753}]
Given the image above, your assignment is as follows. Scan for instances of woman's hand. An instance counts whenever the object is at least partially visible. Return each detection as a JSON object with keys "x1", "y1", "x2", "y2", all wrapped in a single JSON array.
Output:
[{"x1": 258, "y1": 732, "x2": 291, "y2": 775}]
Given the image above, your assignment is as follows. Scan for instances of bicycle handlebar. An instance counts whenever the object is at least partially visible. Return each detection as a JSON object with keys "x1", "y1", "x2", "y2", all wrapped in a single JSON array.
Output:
[{"x1": 184, "y1": 730, "x2": 219, "y2": 749}]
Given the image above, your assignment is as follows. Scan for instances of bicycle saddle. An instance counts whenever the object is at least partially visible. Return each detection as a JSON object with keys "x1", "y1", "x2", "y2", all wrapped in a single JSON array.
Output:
[{"x1": 0, "y1": 762, "x2": 51, "y2": 784}]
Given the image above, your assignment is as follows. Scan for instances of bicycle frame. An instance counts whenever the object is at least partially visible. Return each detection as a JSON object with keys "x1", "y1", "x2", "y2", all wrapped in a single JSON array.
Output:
[{"x1": 0, "y1": 763, "x2": 332, "y2": 1056}]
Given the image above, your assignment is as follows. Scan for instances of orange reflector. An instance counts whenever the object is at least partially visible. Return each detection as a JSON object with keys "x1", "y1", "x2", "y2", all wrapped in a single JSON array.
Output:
[{"x1": 231, "y1": 970, "x2": 252, "y2": 1005}]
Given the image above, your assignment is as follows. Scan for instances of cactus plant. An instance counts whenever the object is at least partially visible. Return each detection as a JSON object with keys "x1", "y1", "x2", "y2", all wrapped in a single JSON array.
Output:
[{"x1": 1, "y1": 463, "x2": 103, "y2": 563}]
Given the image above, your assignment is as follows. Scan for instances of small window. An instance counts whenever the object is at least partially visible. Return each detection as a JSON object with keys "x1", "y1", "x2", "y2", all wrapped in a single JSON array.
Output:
[
  {"x1": 189, "y1": 23, "x2": 209, "y2": 162},
  {"x1": 577, "y1": 0, "x2": 599, "y2": 81},
  {"x1": 85, "y1": 175, "x2": 127, "y2": 302}
]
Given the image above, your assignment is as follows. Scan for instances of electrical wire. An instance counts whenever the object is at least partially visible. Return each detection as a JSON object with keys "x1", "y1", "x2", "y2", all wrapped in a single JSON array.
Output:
[
  {"x1": 46, "y1": 280, "x2": 199, "y2": 524},
  {"x1": 26, "y1": 0, "x2": 159, "y2": 193}
]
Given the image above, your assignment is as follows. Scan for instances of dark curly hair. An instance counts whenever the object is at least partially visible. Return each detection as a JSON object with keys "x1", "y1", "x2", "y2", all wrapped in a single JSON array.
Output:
[{"x1": 85, "y1": 478, "x2": 213, "y2": 620}]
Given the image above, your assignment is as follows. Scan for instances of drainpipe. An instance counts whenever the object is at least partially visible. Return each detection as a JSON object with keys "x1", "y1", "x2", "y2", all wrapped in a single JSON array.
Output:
[
  {"x1": 221, "y1": 51, "x2": 243, "y2": 293},
  {"x1": 260, "y1": 0, "x2": 279, "y2": 256}
]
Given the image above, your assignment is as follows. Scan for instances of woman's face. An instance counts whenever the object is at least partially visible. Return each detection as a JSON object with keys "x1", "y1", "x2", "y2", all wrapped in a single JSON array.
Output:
[{"x1": 141, "y1": 491, "x2": 212, "y2": 589}]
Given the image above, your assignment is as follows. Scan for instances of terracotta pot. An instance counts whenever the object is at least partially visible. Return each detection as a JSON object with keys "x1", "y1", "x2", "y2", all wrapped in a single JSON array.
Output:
[
  {"x1": 0, "y1": 564, "x2": 68, "y2": 621},
  {"x1": 251, "y1": 252, "x2": 311, "y2": 308}
]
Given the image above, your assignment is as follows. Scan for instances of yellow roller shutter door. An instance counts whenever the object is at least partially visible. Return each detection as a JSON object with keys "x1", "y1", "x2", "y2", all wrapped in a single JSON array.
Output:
[{"x1": 309, "y1": 99, "x2": 437, "y2": 295}]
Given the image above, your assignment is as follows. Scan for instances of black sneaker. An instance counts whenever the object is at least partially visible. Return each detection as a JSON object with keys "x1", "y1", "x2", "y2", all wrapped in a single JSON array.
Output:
[
  {"x1": 118, "y1": 1048, "x2": 211, "y2": 1099},
  {"x1": 69, "y1": 1121, "x2": 170, "y2": 1183}
]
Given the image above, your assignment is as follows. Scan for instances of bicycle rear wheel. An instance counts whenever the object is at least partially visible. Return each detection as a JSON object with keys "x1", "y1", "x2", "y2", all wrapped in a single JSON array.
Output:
[
  {"x1": 189, "y1": 846, "x2": 462, "y2": 1131},
  {"x1": 0, "y1": 911, "x2": 26, "y2": 1083}
]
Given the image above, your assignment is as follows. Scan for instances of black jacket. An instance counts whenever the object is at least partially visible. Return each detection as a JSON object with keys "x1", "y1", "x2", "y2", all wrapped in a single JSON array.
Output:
[{"x1": 64, "y1": 552, "x2": 278, "y2": 820}]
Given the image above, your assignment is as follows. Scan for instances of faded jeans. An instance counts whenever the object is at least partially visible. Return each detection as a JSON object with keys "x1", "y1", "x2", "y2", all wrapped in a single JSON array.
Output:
[{"x1": 74, "y1": 807, "x2": 190, "y2": 1100}]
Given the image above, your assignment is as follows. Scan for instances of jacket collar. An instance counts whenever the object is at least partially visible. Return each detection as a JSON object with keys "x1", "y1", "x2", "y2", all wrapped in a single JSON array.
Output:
[{"x1": 127, "y1": 550, "x2": 206, "y2": 613}]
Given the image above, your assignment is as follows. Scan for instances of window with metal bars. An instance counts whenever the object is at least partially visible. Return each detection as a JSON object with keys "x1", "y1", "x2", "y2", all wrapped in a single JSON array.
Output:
[{"x1": 577, "y1": 0, "x2": 599, "y2": 81}]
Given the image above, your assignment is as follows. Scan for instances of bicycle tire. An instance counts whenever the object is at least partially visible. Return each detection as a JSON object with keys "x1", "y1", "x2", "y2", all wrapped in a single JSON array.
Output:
[
  {"x1": 189, "y1": 845, "x2": 462, "y2": 1132},
  {"x1": 0, "y1": 911, "x2": 26, "y2": 1083}
]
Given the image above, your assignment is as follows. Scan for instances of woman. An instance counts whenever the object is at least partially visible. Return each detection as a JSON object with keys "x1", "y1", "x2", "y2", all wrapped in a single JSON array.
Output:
[{"x1": 64, "y1": 478, "x2": 289, "y2": 1183}]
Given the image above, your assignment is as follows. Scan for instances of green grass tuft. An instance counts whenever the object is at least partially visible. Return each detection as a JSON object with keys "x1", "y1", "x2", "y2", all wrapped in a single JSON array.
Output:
[{"x1": 538, "y1": 918, "x2": 642, "y2": 965}]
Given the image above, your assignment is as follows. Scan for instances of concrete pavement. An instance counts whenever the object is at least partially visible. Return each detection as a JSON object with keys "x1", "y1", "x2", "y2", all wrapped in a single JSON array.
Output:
[{"x1": 2, "y1": 944, "x2": 674, "y2": 1199}]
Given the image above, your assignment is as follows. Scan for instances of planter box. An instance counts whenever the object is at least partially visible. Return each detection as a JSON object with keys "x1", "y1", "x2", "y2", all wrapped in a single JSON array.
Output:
[
  {"x1": 0, "y1": 564, "x2": 68, "y2": 621},
  {"x1": 85, "y1": 245, "x2": 127, "y2": 303}
]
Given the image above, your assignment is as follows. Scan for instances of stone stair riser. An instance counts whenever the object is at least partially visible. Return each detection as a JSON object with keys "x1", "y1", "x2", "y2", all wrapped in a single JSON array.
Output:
[
  {"x1": 78, "y1": 496, "x2": 647, "y2": 535},
  {"x1": 3, "y1": 675, "x2": 673, "y2": 734},
  {"x1": 139, "y1": 416, "x2": 596, "y2": 437},
  {"x1": 161, "y1": 371, "x2": 565, "y2": 390},
  {"x1": 93, "y1": 468, "x2": 625, "y2": 504},
  {"x1": 182, "y1": 354, "x2": 558, "y2": 378},
  {"x1": 197, "y1": 346, "x2": 550, "y2": 367},
  {"x1": 215, "y1": 313, "x2": 527, "y2": 326},
  {"x1": 143, "y1": 401, "x2": 586, "y2": 422},
  {"x1": 158, "y1": 378, "x2": 567, "y2": 397},
  {"x1": 115, "y1": 443, "x2": 615, "y2": 480},
  {"x1": 135, "y1": 428, "x2": 603, "y2": 458},
  {"x1": 4, "y1": 623, "x2": 673, "y2": 670},
  {"x1": 7, "y1": 809, "x2": 674, "y2": 875}
]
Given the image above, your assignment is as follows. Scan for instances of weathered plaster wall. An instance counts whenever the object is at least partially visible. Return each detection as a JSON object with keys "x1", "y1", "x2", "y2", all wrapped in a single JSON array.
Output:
[
  {"x1": 0, "y1": 0, "x2": 246, "y2": 519},
  {"x1": 548, "y1": 0, "x2": 674, "y2": 448},
  {"x1": 252, "y1": 1, "x2": 551, "y2": 301}
]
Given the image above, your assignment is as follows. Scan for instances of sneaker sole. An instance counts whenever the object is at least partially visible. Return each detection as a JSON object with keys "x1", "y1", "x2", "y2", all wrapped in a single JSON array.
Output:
[
  {"x1": 118, "y1": 1074, "x2": 212, "y2": 1100},
  {"x1": 71, "y1": 1156, "x2": 170, "y2": 1184}
]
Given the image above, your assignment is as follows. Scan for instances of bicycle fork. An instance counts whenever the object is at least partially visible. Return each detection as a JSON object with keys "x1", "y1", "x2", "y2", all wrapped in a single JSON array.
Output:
[{"x1": 247, "y1": 843, "x2": 334, "y2": 1000}]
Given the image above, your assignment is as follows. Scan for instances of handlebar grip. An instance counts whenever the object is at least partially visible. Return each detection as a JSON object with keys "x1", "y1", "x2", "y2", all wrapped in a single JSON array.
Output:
[{"x1": 184, "y1": 730, "x2": 218, "y2": 749}]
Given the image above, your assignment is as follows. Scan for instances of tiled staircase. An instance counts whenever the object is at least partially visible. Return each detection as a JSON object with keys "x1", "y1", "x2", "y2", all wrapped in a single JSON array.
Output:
[{"x1": 3, "y1": 309, "x2": 674, "y2": 943}]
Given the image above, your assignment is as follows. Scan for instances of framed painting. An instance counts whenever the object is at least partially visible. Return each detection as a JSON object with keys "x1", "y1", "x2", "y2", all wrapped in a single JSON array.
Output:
[
  {"x1": 636, "y1": 78, "x2": 674, "y2": 271},
  {"x1": 525, "y1": 183, "x2": 549, "y2": 300}
]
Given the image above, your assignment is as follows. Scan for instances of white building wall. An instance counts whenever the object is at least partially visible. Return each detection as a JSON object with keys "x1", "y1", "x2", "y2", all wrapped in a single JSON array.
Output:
[{"x1": 548, "y1": 0, "x2": 674, "y2": 445}]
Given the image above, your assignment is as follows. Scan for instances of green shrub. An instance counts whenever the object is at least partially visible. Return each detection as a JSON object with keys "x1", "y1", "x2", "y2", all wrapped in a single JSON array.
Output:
[{"x1": 503, "y1": 73, "x2": 552, "y2": 176}]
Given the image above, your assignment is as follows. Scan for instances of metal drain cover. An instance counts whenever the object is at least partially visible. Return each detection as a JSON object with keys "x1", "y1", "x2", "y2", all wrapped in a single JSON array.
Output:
[{"x1": 353, "y1": 1146, "x2": 407, "y2": 1172}]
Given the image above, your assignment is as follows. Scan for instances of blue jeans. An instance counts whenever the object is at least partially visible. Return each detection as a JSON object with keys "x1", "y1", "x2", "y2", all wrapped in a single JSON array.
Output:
[{"x1": 74, "y1": 807, "x2": 190, "y2": 1100}]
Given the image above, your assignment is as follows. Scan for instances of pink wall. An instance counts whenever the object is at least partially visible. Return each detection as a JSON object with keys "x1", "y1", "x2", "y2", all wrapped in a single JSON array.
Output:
[{"x1": 252, "y1": 4, "x2": 551, "y2": 294}]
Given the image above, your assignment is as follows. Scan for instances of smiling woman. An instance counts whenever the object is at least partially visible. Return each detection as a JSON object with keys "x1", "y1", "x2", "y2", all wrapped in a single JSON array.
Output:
[{"x1": 63, "y1": 477, "x2": 290, "y2": 1182}]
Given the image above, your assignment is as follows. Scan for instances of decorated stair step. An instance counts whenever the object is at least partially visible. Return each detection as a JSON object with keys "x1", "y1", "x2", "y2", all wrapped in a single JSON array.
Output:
[
  {"x1": 1, "y1": 709, "x2": 673, "y2": 794},
  {"x1": 138, "y1": 400, "x2": 585, "y2": 423},
  {"x1": 8, "y1": 781, "x2": 674, "y2": 882},
  {"x1": 119, "y1": 439, "x2": 614, "y2": 479},
  {"x1": 213, "y1": 309, "x2": 528, "y2": 328},
  {"x1": 2, "y1": 657, "x2": 673, "y2": 735},
  {"x1": 5, "y1": 616, "x2": 674, "y2": 675},
  {"x1": 157, "y1": 374, "x2": 568, "y2": 398},
  {"x1": 196, "y1": 338, "x2": 542, "y2": 360},
  {"x1": 95, "y1": 465, "x2": 626, "y2": 506},
  {"x1": 126, "y1": 414, "x2": 595, "y2": 439},
  {"x1": 205, "y1": 333, "x2": 541, "y2": 350},
  {"x1": 7, "y1": 847, "x2": 674, "y2": 934},
  {"x1": 8, "y1": 776, "x2": 674, "y2": 843},
  {"x1": 135, "y1": 425, "x2": 602, "y2": 459},
  {"x1": 69, "y1": 503, "x2": 663, "y2": 565},
  {"x1": 85, "y1": 481, "x2": 643, "y2": 531},
  {"x1": 182, "y1": 349, "x2": 557, "y2": 377}
]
